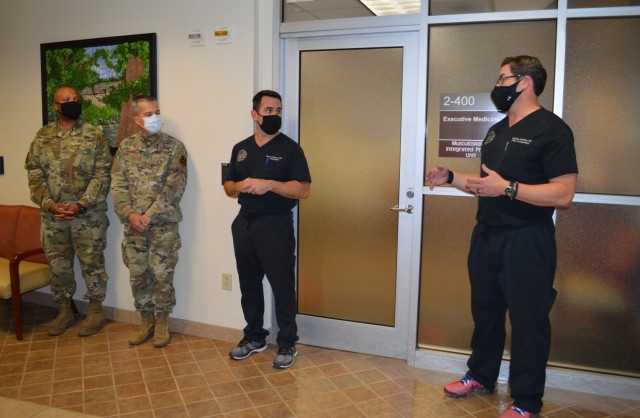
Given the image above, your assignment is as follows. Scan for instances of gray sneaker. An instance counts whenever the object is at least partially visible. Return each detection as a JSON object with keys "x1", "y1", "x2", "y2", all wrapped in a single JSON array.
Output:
[
  {"x1": 272, "y1": 346, "x2": 298, "y2": 369},
  {"x1": 229, "y1": 337, "x2": 267, "y2": 360}
]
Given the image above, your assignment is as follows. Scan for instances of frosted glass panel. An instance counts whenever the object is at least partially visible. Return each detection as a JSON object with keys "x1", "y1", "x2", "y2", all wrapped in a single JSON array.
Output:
[
  {"x1": 298, "y1": 48, "x2": 403, "y2": 326},
  {"x1": 553, "y1": 203, "x2": 640, "y2": 376},
  {"x1": 430, "y1": 0, "x2": 557, "y2": 15},
  {"x1": 564, "y1": 18, "x2": 640, "y2": 196},
  {"x1": 419, "y1": 195, "x2": 478, "y2": 350},
  {"x1": 569, "y1": 0, "x2": 640, "y2": 7},
  {"x1": 425, "y1": 21, "x2": 556, "y2": 180},
  {"x1": 419, "y1": 197, "x2": 640, "y2": 376},
  {"x1": 420, "y1": 21, "x2": 555, "y2": 348}
]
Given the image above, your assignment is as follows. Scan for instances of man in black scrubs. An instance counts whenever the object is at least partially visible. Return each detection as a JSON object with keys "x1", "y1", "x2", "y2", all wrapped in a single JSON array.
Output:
[
  {"x1": 224, "y1": 90, "x2": 311, "y2": 369},
  {"x1": 426, "y1": 56, "x2": 578, "y2": 418}
]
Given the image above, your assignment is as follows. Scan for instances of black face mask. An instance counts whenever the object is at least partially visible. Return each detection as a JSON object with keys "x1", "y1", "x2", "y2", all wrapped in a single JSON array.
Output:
[
  {"x1": 259, "y1": 114, "x2": 281, "y2": 135},
  {"x1": 57, "y1": 101, "x2": 82, "y2": 119},
  {"x1": 490, "y1": 79, "x2": 522, "y2": 112}
]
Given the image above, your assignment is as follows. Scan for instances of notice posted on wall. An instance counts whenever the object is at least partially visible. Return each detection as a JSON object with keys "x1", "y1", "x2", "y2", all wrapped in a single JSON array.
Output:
[{"x1": 438, "y1": 93, "x2": 504, "y2": 158}]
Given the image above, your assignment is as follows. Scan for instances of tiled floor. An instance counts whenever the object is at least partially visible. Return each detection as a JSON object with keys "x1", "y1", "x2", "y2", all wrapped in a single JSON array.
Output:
[{"x1": 1, "y1": 300, "x2": 639, "y2": 418}]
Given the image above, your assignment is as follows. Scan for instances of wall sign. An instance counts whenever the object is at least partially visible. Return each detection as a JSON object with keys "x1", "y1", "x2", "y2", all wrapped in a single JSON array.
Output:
[
  {"x1": 214, "y1": 26, "x2": 232, "y2": 44},
  {"x1": 438, "y1": 93, "x2": 503, "y2": 158},
  {"x1": 188, "y1": 29, "x2": 206, "y2": 46}
]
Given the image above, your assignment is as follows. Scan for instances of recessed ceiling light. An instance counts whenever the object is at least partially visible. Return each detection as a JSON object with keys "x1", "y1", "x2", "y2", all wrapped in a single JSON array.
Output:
[{"x1": 359, "y1": 0, "x2": 421, "y2": 15}]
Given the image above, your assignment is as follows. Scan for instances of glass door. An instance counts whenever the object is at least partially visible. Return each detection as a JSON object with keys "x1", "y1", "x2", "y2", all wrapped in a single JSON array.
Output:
[{"x1": 282, "y1": 32, "x2": 420, "y2": 359}]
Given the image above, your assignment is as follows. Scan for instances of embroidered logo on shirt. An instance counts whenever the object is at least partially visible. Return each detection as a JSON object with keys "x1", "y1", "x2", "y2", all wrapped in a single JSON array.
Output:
[
  {"x1": 237, "y1": 149, "x2": 247, "y2": 162},
  {"x1": 511, "y1": 137, "x2": 532, "y2": 145},
  {"x1": 484, "y1": 131, "x2": 496, "y2": 145},
  {"x1": 265, "y1": 155, "x2": 282, "y2": 166}
]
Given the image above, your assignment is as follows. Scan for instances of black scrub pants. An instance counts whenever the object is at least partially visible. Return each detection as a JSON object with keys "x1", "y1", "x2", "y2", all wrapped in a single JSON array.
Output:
[
  {"x1": 231, "y1": 209, "x2": 298, "y2": 348},
  {"x1": 466, "y1": 220, "x2": 557, "y2": 414}
]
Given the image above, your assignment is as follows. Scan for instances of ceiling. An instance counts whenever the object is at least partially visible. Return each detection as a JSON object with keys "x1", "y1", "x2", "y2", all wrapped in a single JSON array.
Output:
[
  {"x1": 283, "y1": 0, "x2": 568, "y2": 22},
  {"x1": 285, "y1": 0, "x2": 375, "y2": 21}
]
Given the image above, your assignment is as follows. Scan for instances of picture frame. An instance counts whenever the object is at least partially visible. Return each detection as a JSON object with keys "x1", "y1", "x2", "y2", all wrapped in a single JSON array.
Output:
[{"x1": 40, "y1": 33, "x2": 157, "y2": 150}]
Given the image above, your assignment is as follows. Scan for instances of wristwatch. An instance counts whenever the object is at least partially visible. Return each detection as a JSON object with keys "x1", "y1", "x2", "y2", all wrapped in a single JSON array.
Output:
[
  {"x1": 504, "y1": 181, "x2": 519, "y2": 200},
  {"x1": 77, "y1": 203, "x2": 87, "y2": 215},
  {"x1": 446, "y1": 170, "x2": 454, "y2": 184}
]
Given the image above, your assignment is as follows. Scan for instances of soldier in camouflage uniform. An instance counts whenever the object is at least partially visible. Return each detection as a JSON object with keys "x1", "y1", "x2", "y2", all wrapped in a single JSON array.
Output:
[
  {"x1": 25, "y1": 86, "x2": 112, "y2": 337},
  {"x1": 111, "y1": 95, "x2": 187, "y2": 348}
]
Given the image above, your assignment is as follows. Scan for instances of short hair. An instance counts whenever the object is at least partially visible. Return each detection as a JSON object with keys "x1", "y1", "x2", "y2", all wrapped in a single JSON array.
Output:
[
  {"x1": 501, "y1": 56, "x2": 547, "y2": 96},
  {"x1": 132, "y1": 94, "x2": 157, "y2": 115},
  {"x1": 252, "y1": 90, "x2": 282, "y2": 111}
]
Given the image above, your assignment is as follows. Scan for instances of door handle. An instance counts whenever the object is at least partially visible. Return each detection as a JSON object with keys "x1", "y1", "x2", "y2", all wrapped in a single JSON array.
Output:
[{"x1": 390, "y1": 204, "x2": 413, "y2": 214}]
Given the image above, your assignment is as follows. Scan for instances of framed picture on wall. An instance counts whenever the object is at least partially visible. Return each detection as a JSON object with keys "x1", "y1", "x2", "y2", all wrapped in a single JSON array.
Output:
[{"x1": 40, "y1": 33, "x2": 157, "y2": 151}]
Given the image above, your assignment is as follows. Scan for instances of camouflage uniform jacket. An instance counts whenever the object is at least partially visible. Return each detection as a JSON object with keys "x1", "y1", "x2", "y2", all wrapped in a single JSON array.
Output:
[
  {"x1": 25, "y1": 120, "x2": 112, "y2": 217},
  {"x1": 111, "y1": 132, "x2": 187, "y2": 224}
]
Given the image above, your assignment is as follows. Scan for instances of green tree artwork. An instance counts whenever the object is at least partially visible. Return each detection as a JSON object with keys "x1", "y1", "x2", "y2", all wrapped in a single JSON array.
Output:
[{"x1": 41, "y1": 34, "x2": 156, "y2": 150}]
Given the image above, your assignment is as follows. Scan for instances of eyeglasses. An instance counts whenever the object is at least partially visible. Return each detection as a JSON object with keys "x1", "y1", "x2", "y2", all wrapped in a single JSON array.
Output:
[{"x1": 496, "y1": 75, "x2": 522, "y2": 86}]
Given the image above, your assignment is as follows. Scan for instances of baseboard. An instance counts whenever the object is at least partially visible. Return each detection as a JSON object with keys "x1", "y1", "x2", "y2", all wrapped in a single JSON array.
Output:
[
  {"x1": 22, "y1": 291, "x2": 243, "y2": 345},
  {"x1": 413, "y1": 349, "x2": 640, "y2": 401}
]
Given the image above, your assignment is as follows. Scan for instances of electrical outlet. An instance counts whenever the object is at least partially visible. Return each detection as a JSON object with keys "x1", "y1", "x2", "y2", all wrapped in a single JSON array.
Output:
[{"x1": 222, "y1": 273, "x2": 232, "y2": 291}]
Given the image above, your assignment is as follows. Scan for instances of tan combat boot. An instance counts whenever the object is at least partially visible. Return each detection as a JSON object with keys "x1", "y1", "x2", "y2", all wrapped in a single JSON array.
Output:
[
  {"x1": 48, "y1": 297, "x2": 76, "y2": 336},
  {"x1": 153, "y1": 312, "x2": 171, "y2": 348},
  {"x1": 78, "y1": 300, "x2": 106, "y2": 337},
  {"x1": 128, "y1": 311, "x2": 155, "y2": 345}
]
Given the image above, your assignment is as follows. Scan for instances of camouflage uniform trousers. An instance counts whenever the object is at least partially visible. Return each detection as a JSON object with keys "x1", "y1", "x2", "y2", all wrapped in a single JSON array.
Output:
[
  {"x1": 41, "y1": 210, "x2": 109, "y2": 302},
  {"x1": 122, "y1": 222, "x2": 181, "y2": 313}
]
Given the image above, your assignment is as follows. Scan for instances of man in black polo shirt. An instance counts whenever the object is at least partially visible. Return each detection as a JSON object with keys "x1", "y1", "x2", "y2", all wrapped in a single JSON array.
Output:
[
  {"x1": 426, "y1": 56, "x2": 578, "y2": 418},
  {"x1": 224, "y1": 90, "x2": 311, "y2": 369}
]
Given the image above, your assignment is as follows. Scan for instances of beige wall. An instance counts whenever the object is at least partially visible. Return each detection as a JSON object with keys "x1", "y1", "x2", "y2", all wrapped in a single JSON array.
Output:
[{"x1": 0, "y1": 0, "x2": 274, "y2": 332}]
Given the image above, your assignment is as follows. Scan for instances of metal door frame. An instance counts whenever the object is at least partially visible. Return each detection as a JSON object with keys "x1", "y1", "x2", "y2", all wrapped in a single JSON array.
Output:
[{"x1": 280, "y1": 31, "x2": 423, "y2": 359}]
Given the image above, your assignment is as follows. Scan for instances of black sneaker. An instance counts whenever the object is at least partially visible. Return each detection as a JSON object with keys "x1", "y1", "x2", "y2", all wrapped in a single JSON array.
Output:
[
  {"x1": 272, "y1": 346, "x2": 298, "y2": 369},
  {"x1": 229, "y1": 337, "x2": 267, "y2": 360}
]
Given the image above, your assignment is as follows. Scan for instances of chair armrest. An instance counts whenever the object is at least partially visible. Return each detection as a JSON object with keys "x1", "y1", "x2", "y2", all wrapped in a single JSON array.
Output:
[
  {"x1": 10, "y1": 248, "x2": 47, "y2": 296},
  {"x1": 10, "y1": 248, "x2": 46, "y2": 264}
]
